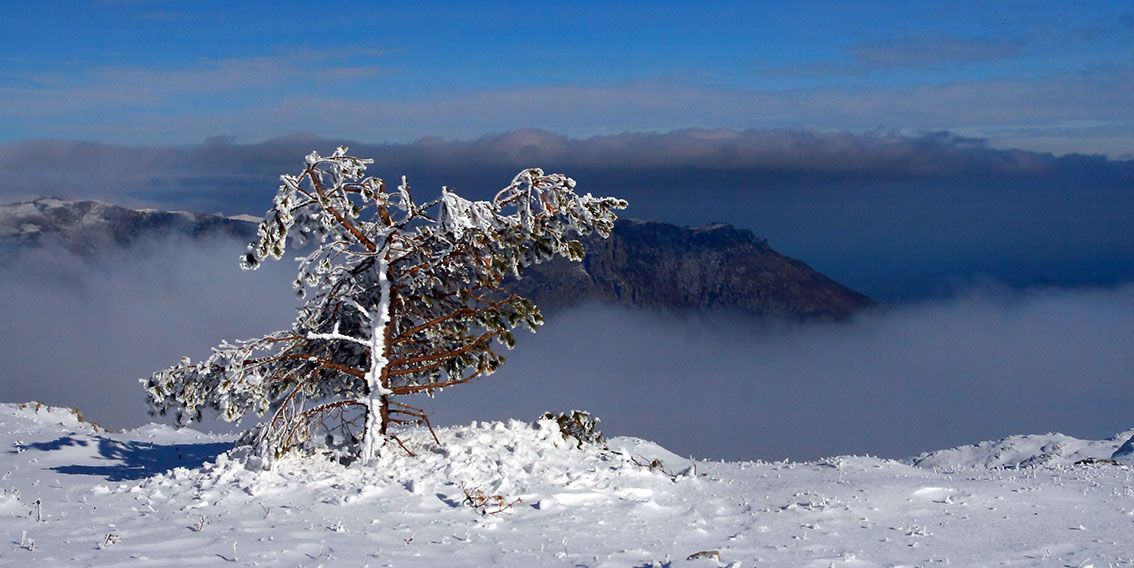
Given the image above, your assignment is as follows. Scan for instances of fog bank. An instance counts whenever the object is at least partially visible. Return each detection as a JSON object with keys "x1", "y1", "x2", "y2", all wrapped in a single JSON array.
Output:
[
  {"x1": 4, "y1": 238, "x2": 1127, "y2": 461},
  {"x1": 0, "y1": 238, "x2": 296, "y2": 431},
  {"x1": 432, "y1": 284, "x2": 1134, "y2": 461}
]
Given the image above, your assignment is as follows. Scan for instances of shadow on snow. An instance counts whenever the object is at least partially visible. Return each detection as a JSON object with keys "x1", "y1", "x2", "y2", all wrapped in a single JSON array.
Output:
[{"x1": 16, "y1": 435, "x2": 233, "y2": 481}]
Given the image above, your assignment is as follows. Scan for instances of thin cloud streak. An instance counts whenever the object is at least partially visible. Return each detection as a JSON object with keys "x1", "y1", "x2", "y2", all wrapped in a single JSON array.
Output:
[
  {"x1": 764, "y1": 35, "x2": 1027, "y2": 77},
  {"x1": 2, "y1": 50, "x2": 393, "y2": 118},
  {"x1": 848, "y1": 36, "x2": 1025, "y2": 68},
  {"x1": 3, "y1": 66, "x2": 1132, "y2": 155}
]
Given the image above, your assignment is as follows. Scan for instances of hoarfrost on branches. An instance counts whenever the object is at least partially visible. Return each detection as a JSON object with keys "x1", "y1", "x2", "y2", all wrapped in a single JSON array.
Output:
[{"x1": 143, "y1": 146, "x2": 626, "y2": 465}]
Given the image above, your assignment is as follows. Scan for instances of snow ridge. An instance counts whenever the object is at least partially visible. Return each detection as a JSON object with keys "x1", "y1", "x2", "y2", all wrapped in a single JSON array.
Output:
[
  {"x1": 908, "y1": 429, "x2": 1134, "y2": 469},
  {"x1": 3, "y1": 402, "x2": 1133, "y2": 567}
]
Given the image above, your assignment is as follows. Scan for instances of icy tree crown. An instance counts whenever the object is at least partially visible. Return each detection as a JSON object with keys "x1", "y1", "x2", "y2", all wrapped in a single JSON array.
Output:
[{"x1": 143, "y1": 146, "x2": 626, "y2": 465}]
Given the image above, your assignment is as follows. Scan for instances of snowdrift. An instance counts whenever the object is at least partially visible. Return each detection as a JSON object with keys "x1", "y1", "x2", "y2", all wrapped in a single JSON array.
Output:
[{"x1": 2, "y1": 401, "x2": 1133, "y2": 567}]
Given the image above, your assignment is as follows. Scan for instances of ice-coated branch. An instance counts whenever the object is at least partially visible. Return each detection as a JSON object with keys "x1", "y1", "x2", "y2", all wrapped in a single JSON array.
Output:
[{"x1": 306, "y1": 321, "x2": 371, "y2": 348}]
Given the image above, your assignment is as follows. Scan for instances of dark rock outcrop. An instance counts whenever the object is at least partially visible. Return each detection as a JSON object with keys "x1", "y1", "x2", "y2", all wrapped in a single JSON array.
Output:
[{"x1": 509, "y1": 218, "x2": 874, "y2": 320}]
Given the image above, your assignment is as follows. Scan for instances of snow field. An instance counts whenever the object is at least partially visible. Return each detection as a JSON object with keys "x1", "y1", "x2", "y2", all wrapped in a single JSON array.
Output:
[{"x1": 2, "y1": 402, "x2": 1133, "y2": 567}]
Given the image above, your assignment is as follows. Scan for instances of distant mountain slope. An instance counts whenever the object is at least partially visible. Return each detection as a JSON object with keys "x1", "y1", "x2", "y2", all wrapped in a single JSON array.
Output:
[
  {"x1": 1, "y1": 198, "x2": 874, "y2": 319},
  {"x1": 510, "y1": 218, "x2": 875, "y2": 320},
  {"x1": 0, "y1": 198, "x2": 256, "y2": 256}
]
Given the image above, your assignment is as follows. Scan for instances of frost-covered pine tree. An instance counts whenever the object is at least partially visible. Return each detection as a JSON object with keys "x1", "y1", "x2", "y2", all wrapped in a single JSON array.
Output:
[{"x1": 143, "y1": 147, "x2": 626, "y2": 464}]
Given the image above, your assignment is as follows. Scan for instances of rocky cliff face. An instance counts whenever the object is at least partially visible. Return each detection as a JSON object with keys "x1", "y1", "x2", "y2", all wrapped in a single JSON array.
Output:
[
  {"x1": 1, "y1": 199, "x2": 874, "y2": 320},
  {"x1": 508, "y1": 218, "x2": 874, "y2": 320}
]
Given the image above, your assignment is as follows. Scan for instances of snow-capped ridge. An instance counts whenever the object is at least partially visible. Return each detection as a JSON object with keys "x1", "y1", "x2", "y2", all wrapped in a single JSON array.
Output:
[
  {"x1": 4, "y1": 400, "x2": 111, "y2": 435},
  {"x1": 1112, "y1": 433, "x2": 1134, "y2": 464},
  {"x1": 907, "y1": 428, "x2": 1134, "y2": 470},
  {"x1": 0, "y1": 197, "x2": 258, "y2": 256},
  {"x1": 226, "y1": 213, "x2": 263, "y2": 223}
]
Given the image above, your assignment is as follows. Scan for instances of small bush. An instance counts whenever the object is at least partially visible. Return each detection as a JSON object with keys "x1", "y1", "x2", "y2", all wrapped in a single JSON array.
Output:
[{"x1": 542, "y1": 410, "x2": 606, "y2": 449}]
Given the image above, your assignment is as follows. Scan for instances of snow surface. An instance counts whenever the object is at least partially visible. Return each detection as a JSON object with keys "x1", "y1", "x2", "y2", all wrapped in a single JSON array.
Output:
[
  {"x1": 2, "y1": 401, "x2": 1133, "y2": 567},
  {"x1": 226, "y1": 214, "x2": 263, "y2": 224}
]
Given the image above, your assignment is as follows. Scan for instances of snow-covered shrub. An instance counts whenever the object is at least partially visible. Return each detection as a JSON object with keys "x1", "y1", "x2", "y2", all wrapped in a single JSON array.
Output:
[
  {"x1": 143, "y1": 147, "x2": 626, "y2": 465},
  {"x1": 542, "y1": 410, "x2": 606, "y2": 449}
]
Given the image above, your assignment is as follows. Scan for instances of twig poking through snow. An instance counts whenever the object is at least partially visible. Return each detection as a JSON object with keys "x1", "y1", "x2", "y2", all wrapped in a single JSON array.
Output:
[
  {"x1": 461, "y1": 484, "x2": 521, "y2": 515},
  {"x1": 20, "y1": 530, "x2": 34, "y2": 551},
  {"x1": 686, "y1": 550, "x2": 721, "y2": 562}
]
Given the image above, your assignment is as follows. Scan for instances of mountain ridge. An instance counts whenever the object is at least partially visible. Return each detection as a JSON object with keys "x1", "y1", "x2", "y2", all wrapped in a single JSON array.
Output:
[
  {"x1": 510, "y1": 217, "x2": 874, "y2": 319},
  {"x1": 1, "y1": 197, "x2": 874, "y2": 320},
  {"x1": 0, "y1": 197, "x2": 256, "y2": 255}
]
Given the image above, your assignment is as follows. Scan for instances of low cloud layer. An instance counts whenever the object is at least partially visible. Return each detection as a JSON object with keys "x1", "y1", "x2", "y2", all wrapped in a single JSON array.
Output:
[
  {"x1": 2, "y1": 130, "x2": 1131, "y2": 300},
  {"x1": 433, "y1": 285, "x2": 1134, "y2": 461},
  {"x1": 0, "y1": 238, "x2": 297, "y2": 431},
  {"x1": 1, "y1": 239, "x2": 1130, "y2": 461},
  {"x1": 0, "y1": 129, "x2": 1117, "y2": 208}
]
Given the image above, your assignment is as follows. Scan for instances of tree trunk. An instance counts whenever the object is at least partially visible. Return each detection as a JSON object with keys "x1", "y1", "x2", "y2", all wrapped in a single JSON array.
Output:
[
  {"x1": 360, "y1": 253, "x2": 393, "y2": 462},
  {"x1": 379, "y1": 393, "x2": 390, "y2": 436}
]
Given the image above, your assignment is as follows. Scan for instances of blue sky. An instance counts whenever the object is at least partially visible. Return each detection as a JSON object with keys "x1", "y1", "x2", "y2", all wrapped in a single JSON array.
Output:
[{"x1": 3, "y1": 1, "x2": 1133, "y2": 156}]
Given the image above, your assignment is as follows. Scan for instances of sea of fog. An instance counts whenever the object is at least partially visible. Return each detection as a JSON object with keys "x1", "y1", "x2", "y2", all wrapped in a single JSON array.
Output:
[{"x1": 1, "y1": 236, "x2": 1129, "y2": 462}]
